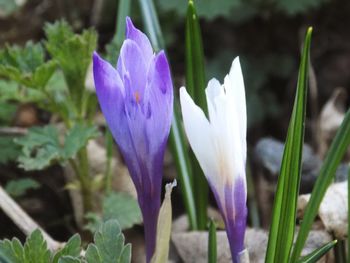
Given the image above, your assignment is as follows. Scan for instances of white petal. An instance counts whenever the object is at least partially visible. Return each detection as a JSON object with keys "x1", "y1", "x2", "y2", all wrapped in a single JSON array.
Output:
[
  {"x1": 206, "y1": 78, "x2": 223, "y2": 124},
  {"x1": 179, "y1": 87, "x2": 216, "y2": 179},
  {"x1": 224, "y1": 57, "x2": 247, "y2": 161}
]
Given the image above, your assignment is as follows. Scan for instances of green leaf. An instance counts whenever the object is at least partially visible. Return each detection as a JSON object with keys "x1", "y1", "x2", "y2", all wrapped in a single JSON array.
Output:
[
  {"x1": 0, "y1": 101, "x2": 16, "y2": 124},
  {"x1": 0, "y1": 80, "x2": 45, "y2": 103},
  {"x1": 138, "y1": 0, "x2": 198, "y2": 230},
  {"x1": 265, "y1": 27, "x2": 312, "y2": 263},
  {"x1": 23, "y1": 230, "x2": 51, "y2": 263},
  {"x1": 85, "y1": 220, "x2": 131, "y2": 263},
  {"x1": 291, "y1": 95, "x2": 350, "y2": 260},
  {"x1": 0, "y1": 42, "x2": 56, "y2": 89},
  {"x1": 5, "y1": 178, "x2": 40, "y2": 197},
  {"x1": 52, "y1": 234, "x2": 81, "y2": 263},
  {"x1": 15, "y1": 125, "x2": 62, "y2": 171},
  {"x1": 0, "y1": 238, "x2": 25, "y2": 263},
  {"x1": 151, "y1": 181, "x2": 176, "y2": 263},
  {"x1": 0, "y1": 137, "x2": 21, "y2": 164},
  {"x1": 297, "y1": 240, "x2": 337, "y2": 263},
  {"x1": 185, "y1": 0, "x2": 208, "y2": 230},
  {"x1": 208, "y1": 220, "x2": 217, "y2": 263},
  {"x1": 85, "y1": 192, "x2": 142, "y2": 233},
  {"x1": 63, "y1": 124, "x2": 99, "y2": 159},
  {"x1": 45, "y1": 20, "x2": 97, "y2": 111},
  {"x1": 15, "y1": 124, "x2": 98, "y2": 171},
  {"x1": 105, "y1": 0, "x2": 130, "y2": 64}
]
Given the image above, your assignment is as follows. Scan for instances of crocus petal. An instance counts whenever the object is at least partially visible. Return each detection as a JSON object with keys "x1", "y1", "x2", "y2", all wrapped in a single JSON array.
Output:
[
  {"x1": 126, "y1": 17, "x2": 153, "y2": 63},
  {"x1": 224, "y1": 57, "x2": 246, "y2": 161},
  {"x1": 143, "y1": 51, "x2": 173, "y2": 155},
  {"x1": 117, "y1": 39, "x2": 148, "y2": 100},
  {"x1": 179, "y1": 87, "x2": 215, "y2": 179}
]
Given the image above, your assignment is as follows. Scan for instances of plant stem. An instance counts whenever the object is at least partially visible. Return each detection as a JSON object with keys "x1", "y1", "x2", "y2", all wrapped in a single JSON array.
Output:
[
  {"x1": 78, "y1": 146, "x2": 93, "y2": 213},
  {"x1": 105, "y1": 129, "x2": 113, "y2": 194}
]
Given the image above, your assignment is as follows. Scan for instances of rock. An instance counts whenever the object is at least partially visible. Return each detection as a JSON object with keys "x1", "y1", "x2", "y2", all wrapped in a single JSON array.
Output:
[
  {"x1": 254, "y1": 137, "x2": 348, "y2": 193},
  {"x1": 298, "y1": 182, "x2": 347, "y2": 239},
  {"x1": 171, "y1": 215, "x2": 334, "y2": 262}
]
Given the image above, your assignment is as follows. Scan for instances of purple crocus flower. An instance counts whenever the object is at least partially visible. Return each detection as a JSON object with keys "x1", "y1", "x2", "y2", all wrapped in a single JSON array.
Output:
[
  {"x1": 92, "y1": 17, "x2": 173, "y2": 262},
  {"x1": 180, "y1": 58, "x2": 247, "y2": 263}
]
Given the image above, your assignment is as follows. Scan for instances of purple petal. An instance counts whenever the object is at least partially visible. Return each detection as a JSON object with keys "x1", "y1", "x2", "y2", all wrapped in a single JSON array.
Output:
[
  {"x1": 224, "y1": 177, "x2": 247, "y2": 263},
  {"x1": 143, "y1": 51, "x2": 173, "y2": 154},
  {"x1": 117, "y1": 39, "x2": 148, "y2": 101},
  {"x1": 126, "y1": 17, "x2": 153, "y2": 63},
  {"x1": 93, "y1": 52, "x2": 136, "y2": 161}
]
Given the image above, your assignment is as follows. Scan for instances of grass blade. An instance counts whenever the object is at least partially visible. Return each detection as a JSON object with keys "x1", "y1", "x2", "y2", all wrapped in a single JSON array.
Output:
[
  {"x1": 185, "y1": 0, "x2": 208, "y2": 230},
  {"x1": 137, "y1": 0, "x2": 198, "y2": 230},
  {"x1": 208, "y1": 220, "x2": 217, "y2": 263},
  {"x1": 291, "y1": 107, "x2": 350, "y2": 261},
  {"x1": 115, "y1": 0, "x2": 130, "y2": 45},
  {"x1": 297, "y1": 240, "x2": 337, "y2": 263},
  {"x1": 265, "y1": 27, "x2": 312, "y2": 263}
]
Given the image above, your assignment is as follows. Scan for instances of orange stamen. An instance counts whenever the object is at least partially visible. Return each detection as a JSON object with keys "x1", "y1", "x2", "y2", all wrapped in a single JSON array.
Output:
[{"x1": 134, "y1": 91, "x2": 140, "y2": 103}]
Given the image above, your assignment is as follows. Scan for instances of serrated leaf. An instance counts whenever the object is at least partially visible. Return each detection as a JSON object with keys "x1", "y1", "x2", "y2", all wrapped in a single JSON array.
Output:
[
  {"x1": 0, "y1": 80, "x2": 45, "y2": 103},
  {"x1": 85, "y1": 192, "x2": 142, "y2": 233},
  {"x1": 23, "y1": 230, "x2": 51, "y2": 263},
  {"x1": 52, "y1": 234, "x2": 81, "y2": 263},
  {"x1": 0, "y1": 42, "x2": 56, "y2": 89},
  {"x1": 0, "y1": 137, "x2": 21, "y2": 164},
  {"x1": 15, "y1": 124, "x2": 98, "y2": 171},
  {"x1": 85, "y1": 220, "x2": 131, "y2": 263},
  {"x1": 0, "y1": 238, "x2": 24, "y2": 263},
  {"x1": 5, "y1": 178, "x2": 40, "y2": 197},
  {"x1": 44, "y1": 20, "x2": 97, "y2": 110},
  {"x1": 63, "y1": 124, "x2": 99, "y2": 159},
  {"x1": 15, "y1": 125, "x2": 62, "y2": 171}
]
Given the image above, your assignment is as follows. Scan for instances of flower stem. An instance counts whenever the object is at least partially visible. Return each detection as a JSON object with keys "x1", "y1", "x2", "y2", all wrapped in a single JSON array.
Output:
[{"x1": 78, "y1": 146, "x2": 93, "y2": 213}]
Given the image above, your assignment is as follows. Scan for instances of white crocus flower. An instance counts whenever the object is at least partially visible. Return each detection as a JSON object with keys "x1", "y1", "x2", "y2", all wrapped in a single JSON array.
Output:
[{"x1": 180, "y1": 57, "x2": 247, "y2": 263}]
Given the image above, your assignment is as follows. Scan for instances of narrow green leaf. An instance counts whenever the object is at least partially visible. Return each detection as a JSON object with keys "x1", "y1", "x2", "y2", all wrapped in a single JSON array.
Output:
[
  {"x1": 151, "y1": 181, "x2": 176, "y2": 263},
  {"x1": 297, "y1": 240, "x2": 337, "y2": 263},
  {"x1": 185, "y1": 0, "x2": 209, "y2": 230},
  {"x1": 265, "y1": 27, "x2": 312, "y2": 263},
  {"x1": 138, "y1": 0, "x2": 198, "y2": 230},
  {"x1": 291, "y1": 103, "x2": 350, "y2": 261},
  {"x1": 137, "y1": 0, "x2": 164, "y2": 51},
  {"x1": 348, "y1": 165, "x2": 350, "y2": 263},
  {"x1": 208, "y1": 220, "x2": 217, "y2": 263}
]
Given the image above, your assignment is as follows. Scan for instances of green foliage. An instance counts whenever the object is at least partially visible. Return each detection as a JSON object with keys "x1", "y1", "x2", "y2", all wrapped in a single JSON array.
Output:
[
  {"x1": 85, "y1": 192, "x2": 142, "y2": 232},
  {"x1": 5, "y1": 178, "x2": 40, "y2": 197},
  {"x1": 290, "y1": 98, "x2": 350, "y2": 260},
  {"x1": 0, "y1": 42, "x2": 56, "y2": 89},
  {"x1": 265, "y1": 28, "x2": 312, "y2": 263},
  {"x1": 15, "y1": 124, "x2": 99, "y2": 171},
  {"x1": 52, "y1": 235, "x2": 81, "y2": 263},
  {"x1": 44, "y1": 21, "x2": 97, "y2": 110},
  {"x1": 297, "y1": 240, "x2": 337, "y2": 263},
  {"x1": 0, "y1": 221, "x2": 130, "y2": 263},
  {"x1": 208, "y1": 220, "x2": 217, "y2": 263},
  {"x1": 0, "y1": 137, "x2": 21, "y2": 164},
  {"x1": 85, "y1": 220, "x2": 131, "y2": 263},
  {"x1": 276, "y1": 0, "x2": 330, "y2": 15},
  {"x1": 0, "y1": 101, "x2": 16, "y2": 124},
  {"x1": 0, "y1": 230, "x2": 50, "y2": 263},
  {"x1": 185, "y1": 0, "x2": 208, "y2": 230}
]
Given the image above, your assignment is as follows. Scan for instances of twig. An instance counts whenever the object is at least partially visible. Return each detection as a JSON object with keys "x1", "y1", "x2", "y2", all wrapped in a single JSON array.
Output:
[
  {"x1": 0, "y1": 127, "x2": 28, "y2": 136},
  {"x1": 0, "y1": 185, "x2": 62, "y2": 251}
]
